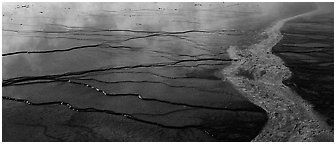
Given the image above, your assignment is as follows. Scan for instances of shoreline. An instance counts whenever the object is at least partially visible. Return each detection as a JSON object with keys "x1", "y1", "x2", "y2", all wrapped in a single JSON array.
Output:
[{"x1": 222, "y1": 6, "x2": 334, "y2": 142}]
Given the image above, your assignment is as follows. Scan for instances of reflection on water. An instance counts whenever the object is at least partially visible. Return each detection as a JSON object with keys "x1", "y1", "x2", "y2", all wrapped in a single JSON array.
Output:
[{"x1": 2, "y1": 2, "x2": 316, "y2": 141}]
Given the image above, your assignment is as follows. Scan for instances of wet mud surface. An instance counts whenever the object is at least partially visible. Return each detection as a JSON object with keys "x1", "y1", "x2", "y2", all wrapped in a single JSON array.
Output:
[{"x1": 2, "y1": 2, "x2": 320, "y2": 141}]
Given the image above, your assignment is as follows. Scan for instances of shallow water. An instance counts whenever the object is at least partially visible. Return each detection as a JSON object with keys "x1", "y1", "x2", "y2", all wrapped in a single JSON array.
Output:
[{"x1": 2, "y1": 2, "x2": 317, "y2": 141}]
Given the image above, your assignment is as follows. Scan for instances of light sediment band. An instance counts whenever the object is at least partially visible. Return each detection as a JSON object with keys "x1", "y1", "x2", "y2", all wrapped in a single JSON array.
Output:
[{"x1": 222, "y1": 7, "x2": 333, "y2": 142}]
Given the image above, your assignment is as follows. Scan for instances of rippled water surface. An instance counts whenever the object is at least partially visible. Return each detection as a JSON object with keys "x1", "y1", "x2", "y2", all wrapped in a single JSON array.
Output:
[{"x1": 2, "y1": 2, "x2": 316, "y2": 141}]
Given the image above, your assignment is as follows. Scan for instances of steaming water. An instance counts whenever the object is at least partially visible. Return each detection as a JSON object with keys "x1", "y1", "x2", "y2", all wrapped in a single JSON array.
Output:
[{"x1": 2, "y1": 2, "x2": 317, "y2": 141}]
